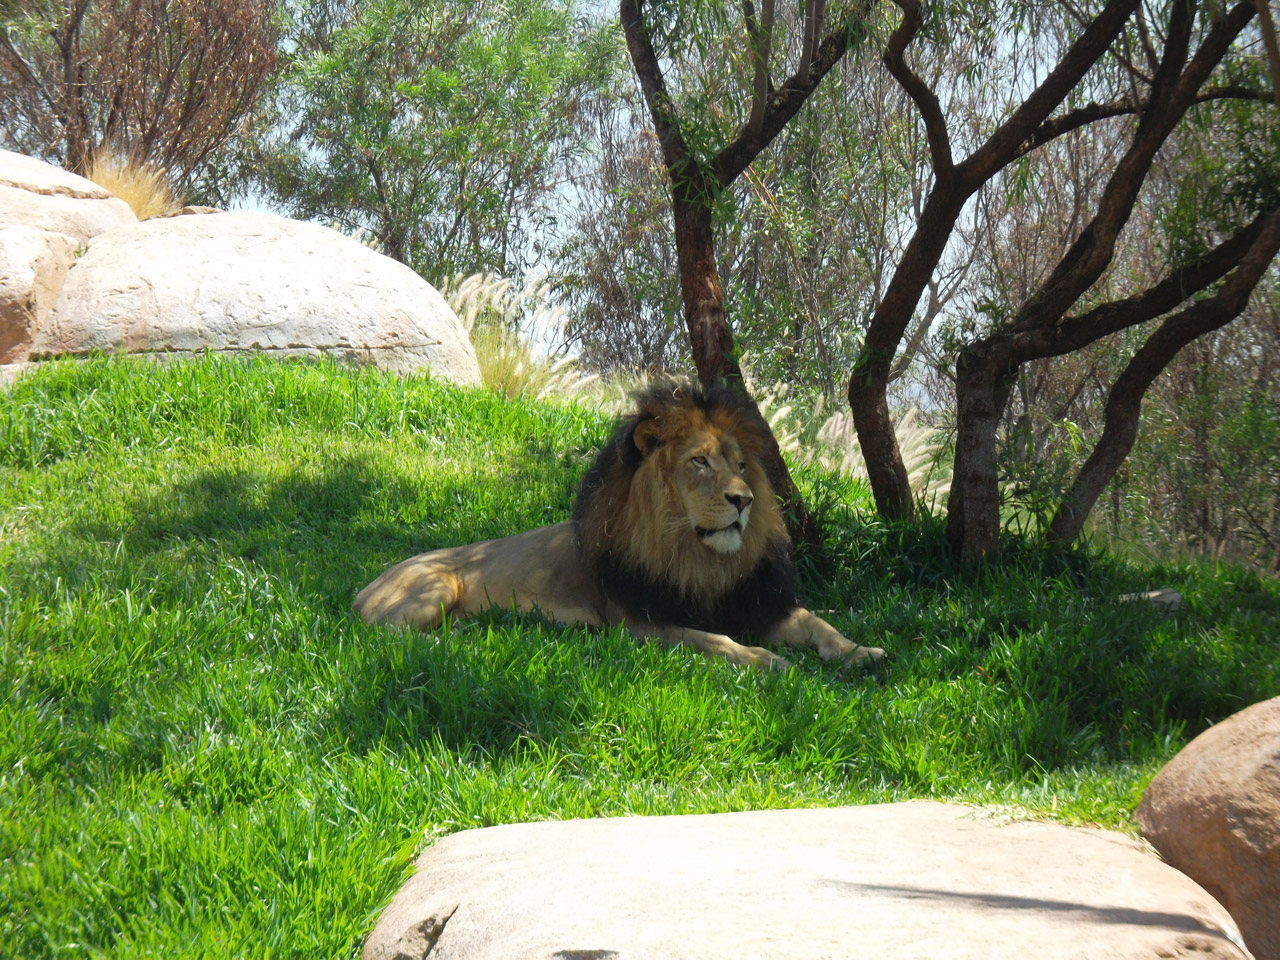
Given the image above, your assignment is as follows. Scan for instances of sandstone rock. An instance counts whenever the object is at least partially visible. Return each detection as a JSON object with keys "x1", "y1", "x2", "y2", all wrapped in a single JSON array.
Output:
[
  {"x1": 1137, "y1": 696, "x2": 1280, "y2": 960},
  {"x1": 0, "y1": 362, "x2": 29, "y2": 389},
  {"x1": 0, "y1": 227, "x2": 80, "y2": 364},
  {"x1": 34, "y1": 212, "x2": 481, "y2": 384},
  {"x1": 0, "y1": 149, "x2": 137, "y2": 244},
  {"x1": 365, "y1": 802, "x2": 1249, "y2": 960}
]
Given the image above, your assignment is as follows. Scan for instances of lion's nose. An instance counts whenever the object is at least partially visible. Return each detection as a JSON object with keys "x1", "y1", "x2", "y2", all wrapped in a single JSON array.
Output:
[{"x1": 725, "y1": 492, "x2": 753, "y2": 513}]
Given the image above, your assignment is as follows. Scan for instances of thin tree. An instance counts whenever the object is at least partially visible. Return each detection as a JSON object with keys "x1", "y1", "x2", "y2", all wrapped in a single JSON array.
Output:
[
  {"x1": 620, "y1": 0, "x2": 872, "y2": 541},
  {"x1": 0, "y1": 0, "x2": 276, "y2": 186}
]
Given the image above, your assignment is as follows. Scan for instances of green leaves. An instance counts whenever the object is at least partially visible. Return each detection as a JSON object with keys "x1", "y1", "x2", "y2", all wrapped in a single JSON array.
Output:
[{"x1": 252, "y1": 0, "x2": 617, "y2": 278}]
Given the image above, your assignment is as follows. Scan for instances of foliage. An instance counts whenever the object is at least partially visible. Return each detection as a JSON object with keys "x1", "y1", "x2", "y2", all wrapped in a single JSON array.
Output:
[
  {"x1": 248, "y1": 0, "x2": 617, "y2": 279},
  {"x1": 1105, "y1": 313, "x2": 1280, "y2": 572},
  {"x1": 0, "y1": 0, "x2": 277, "y2": 187},
  {"x1": 552, "y1": 93, "x2": 686, "y2": 371},
  {"x1": 3, "y1": 355, "x2": 1277, "y2": 957}
]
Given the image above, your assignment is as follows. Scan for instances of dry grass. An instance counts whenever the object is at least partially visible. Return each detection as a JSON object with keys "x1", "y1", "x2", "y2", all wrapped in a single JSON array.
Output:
[
  {"x1": 743, "y1": 361, "x2": 952, "y2": 508},
  {"x1": 85, "y1": 151, "x2": 182, "y2": 220},
  {"x1": 801, "y1": 405, "x2": 951, "y2": 506},
  {"x1": 445, "y1": 273, "x2": 599, "y2": 401}
]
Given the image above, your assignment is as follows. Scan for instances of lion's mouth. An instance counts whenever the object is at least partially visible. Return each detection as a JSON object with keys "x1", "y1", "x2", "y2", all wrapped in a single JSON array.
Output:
[
  {"x1": 694, "y1": 520, "x2": 742, "y2": 539},
  {"x1": 694, "y1": 520, "x2": 746, "y2": 554}
]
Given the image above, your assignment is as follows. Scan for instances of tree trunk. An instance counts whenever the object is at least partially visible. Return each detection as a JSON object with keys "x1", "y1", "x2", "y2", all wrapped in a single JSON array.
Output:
[
  {"x1": 844, "y1": 0, "x2": 1141, "y2": 524},
  {"x1": 671, "y1": 187, "x2": 740, "y2": 386},
  {"x1": 945, "y1": 343, "x2": 1015, "y2": 562},
  {"x1": 618, "y1": 0, "x2": 883, "y2": 549},
  {"x1": 670, "y1": 185, "x2": 821, "y2": 548},
  {"x1": 847, "y1": 372, "x2": 915, "y2": 520}
]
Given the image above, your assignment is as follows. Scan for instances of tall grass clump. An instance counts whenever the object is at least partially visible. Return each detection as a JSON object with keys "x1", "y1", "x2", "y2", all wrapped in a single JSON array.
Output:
[
  {"x1": 741, "y1": 361, "x2": 951, "y2": 509},
  {"x1": 85, "y1": 151, "x2": 182, "y2": 220},
  {"x1": 446, "y1": 273, "x2": 599, "y2": 401},
  {"x1": 2, "y1": 354, "x2": 1276, "y2": 959}
]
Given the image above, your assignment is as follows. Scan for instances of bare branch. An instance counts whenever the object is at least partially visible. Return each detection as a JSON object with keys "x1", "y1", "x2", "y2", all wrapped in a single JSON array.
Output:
[
  {"x1": 1016, "y1": 84, "x2": 1274, "y2": 157},
  {"x1": 881, "y1": 0, "x2": 952, "y2": 176},
  {"x1": 798, "y1": 0, "x2": 826, "y2": 84}
]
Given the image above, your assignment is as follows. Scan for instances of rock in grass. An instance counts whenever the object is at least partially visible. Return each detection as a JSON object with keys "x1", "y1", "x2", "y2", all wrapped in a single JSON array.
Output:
[
  {"x1": 1118, "y1": 588, "x2": 1184, "y2": 612},
  {"x1": 33, "y1": 211, "x2": 481, "y2": 384},
  {"x1": 1137, "y1": 696, "x2": 1280, "y2": 960},
  {"x1": 364, "y1": 802, "x2": 1248, "y2": 960},
  {"x1": 0, "y1": 148, "x2": 137, "y2": 244}
]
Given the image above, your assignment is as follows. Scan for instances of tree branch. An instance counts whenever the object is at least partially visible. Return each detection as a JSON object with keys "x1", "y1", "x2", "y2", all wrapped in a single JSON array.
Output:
[
  {"x1": 748, "y1": 0, "x2": 776, "y2": 135},
  {"x1": 961, "y1": 0, "x2": 1142, "y2": 185},
  {"x1": 1011, "y1": 207, "x2": 1273, "y2": 361},
  {"x1": 619, "y1": 0, "x2": 694, "y2": 178},
  {"x1": 1048, "y1": 206, "x2": 1280, "y2": 543},
  {"x1": 881, "y1": 0, "x2": 952, "y2": 176},
  {"x1": 1255, "y1": 0, "x2": 1280, "y2": 110},
  {"x1": 798, "y1": 0, "x2": 826, "y2": 85},
  {"x1": 712, "y1": 0, "x2": 873, "y2": 186},
  {"x1": 1013, "y1": 0, "x2": 1256, "y2": 334},
  {"x1": 1016, "y1": 84, "x2": 1274, "y2": 157}
]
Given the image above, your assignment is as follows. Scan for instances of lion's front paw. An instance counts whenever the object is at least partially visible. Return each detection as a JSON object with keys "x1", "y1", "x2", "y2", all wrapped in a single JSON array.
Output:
[
  {"x1": 845, "y1": 644, "x2": 885, "y2": 666},
  {"x1": 740, "y1": 645, "x2": 793, "y2": 671}
]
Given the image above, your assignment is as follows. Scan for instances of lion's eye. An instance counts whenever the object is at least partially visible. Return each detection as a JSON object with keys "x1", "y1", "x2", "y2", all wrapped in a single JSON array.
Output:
[
  {"x1": 692, "y1": 455, "x2": 709, "y2": 467},
  {"x1": 738, "y1": 461, "x2": 747, "y2": 474}
]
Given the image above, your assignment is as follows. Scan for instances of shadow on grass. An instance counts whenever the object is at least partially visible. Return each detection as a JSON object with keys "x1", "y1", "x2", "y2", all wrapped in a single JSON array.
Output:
[
  {"x1": 67, "y1": 444, "x2": 582, "y2": 607},
  {"x1": 51, "y1": 449, "x2": 609, "y2": 756},
  {"x1": 330, "y1": 610, "x2": 605, "y2": 757}
]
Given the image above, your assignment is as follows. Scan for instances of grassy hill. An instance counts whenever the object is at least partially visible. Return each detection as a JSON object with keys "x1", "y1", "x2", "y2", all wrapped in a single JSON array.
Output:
[{"x1": 2, "y1": 355, "x2": 1276, "y2": 958}]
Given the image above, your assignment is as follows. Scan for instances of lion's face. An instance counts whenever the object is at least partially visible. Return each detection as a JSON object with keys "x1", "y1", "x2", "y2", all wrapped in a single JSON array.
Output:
[
  {"x1": 667, "y1": 428, "x2": 755, "y2": 555},
  {"x1": 574, "y1": 380, "x2": 790, "y2": 606}
]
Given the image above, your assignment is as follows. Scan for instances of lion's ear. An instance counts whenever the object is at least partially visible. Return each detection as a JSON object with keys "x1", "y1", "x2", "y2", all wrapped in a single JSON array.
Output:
[{"x1": 632, "y1": 418, "x2": 663, "y2": 457}]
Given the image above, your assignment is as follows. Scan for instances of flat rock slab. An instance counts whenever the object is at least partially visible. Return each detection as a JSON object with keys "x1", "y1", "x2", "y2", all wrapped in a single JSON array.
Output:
[{"x1": 365, "y1": 802, "x2": 1248, "y2": 960}]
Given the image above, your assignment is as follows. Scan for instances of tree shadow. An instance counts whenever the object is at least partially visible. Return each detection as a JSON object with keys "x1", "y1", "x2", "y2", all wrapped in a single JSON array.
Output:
[
  {"x1": 56, "y1": 448, "x2": 604, "y2": 756},
  {"x1": 821, "y1": 880, "x2": 1240, "y2": 944}
]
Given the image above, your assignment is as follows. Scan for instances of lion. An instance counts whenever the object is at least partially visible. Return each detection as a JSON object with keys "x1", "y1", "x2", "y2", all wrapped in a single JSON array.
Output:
[{"x1": 353, "y1": 379, "x2": 885, "y2": 670}]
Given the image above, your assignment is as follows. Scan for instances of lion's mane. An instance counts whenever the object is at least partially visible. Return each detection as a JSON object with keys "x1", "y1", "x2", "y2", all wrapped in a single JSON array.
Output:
[{"x1": 572, "y1": 379, "x2": 797, "y2": 637}]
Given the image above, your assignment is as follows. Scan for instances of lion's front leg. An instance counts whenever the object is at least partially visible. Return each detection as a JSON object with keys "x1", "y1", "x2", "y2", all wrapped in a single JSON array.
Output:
[
  {"x1": 765, "y1": 607, "x2": 884, "y2": 665},
  {"x1": 354, "y1": 556, "x2": 461, "y2": 631},
  {"x1": 626, "y1": 621, "x2": 792, "y2": 671}
]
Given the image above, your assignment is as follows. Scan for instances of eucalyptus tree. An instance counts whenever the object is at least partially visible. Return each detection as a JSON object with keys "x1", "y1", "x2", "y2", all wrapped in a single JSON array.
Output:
[
  {"x1": 620, "y1": 0, "x2": 876, "y2": 388},
  {"x1": 837, "y1": 0, "x2": 1279, "y2": 561},
  {"x1": 618, "y1": 0, "x2": 895, "y2": 542}
]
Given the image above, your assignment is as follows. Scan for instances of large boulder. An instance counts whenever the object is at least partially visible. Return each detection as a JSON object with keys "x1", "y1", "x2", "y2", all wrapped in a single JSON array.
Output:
[
  {"x1": 33, "y1": 211, "x2": 481, "y2": 384},
  {"x1": 364, "y1": 802, "x2": 1249, "y2": 960},
  {"x1": 1137, "y1": 696, "x2": 1280, "y2": 960},
  {"x1": 0, "y1": 149, "x2": 137, "y2": 244},
  {"x1": 1, "y1": 226, "x2": 79, "y2": 364}
]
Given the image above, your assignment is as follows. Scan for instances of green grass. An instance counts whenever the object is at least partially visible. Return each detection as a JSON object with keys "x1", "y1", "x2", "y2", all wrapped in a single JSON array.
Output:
[{"x1": 2, "y1": 354, "x2": 1277, "y2": 959}]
